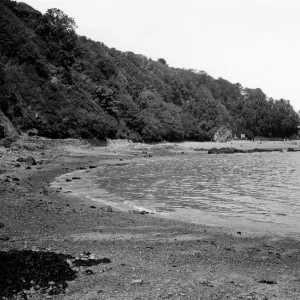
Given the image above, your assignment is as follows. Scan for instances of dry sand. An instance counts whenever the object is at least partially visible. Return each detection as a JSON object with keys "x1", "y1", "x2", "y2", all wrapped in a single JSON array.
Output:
[{"x1": 1, "y1": 138, "x2": 300, "y2": 300}]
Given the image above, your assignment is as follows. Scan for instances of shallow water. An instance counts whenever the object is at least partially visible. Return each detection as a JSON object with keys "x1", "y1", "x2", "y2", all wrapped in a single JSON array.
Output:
[{"x1": 53, "y1": 152, "x2": 300, "y2": 236}]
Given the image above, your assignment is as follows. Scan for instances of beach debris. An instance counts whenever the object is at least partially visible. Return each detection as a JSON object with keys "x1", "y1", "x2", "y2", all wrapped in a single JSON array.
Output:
[
  {"x1": 72, "y1": 177, "x2": 81, "y2": 180},
  {"x1": 130, "y1": 279, "x2": 144, "y2": 285},
  {"x1": 89, "y1": 165, "x2": 97, "y2": 169},
  {"x1": 237, "y1": 231, "x2": 242, "y2": 235},
  {"x1": 90, "y1": 205, "x2": 96, "y2": 209},
  {"x1": 65, "y1": 179, "x2": 72, "y2": 182}
]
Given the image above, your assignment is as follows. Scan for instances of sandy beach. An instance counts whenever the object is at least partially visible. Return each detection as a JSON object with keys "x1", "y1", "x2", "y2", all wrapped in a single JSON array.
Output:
[{"x1": 1, "y1": 138, "x2": 300, "y2": 300}]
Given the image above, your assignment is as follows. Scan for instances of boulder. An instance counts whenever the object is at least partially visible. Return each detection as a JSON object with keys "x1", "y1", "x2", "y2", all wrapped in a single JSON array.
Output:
[
  {"x1": 0, "y1": 109, "x2": 19, "y2": 140},
  {"x1": 213, "y1": 126, "x2": 233, "y2": 142},
  {"x1": 25, "y1": 156, "x2": 37, "y2": 166}
]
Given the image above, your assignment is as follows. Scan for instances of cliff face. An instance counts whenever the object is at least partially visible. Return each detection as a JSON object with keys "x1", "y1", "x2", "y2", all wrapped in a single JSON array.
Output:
[{"x1": 0, "y1": 0, "x2": 299, "y2": 142}]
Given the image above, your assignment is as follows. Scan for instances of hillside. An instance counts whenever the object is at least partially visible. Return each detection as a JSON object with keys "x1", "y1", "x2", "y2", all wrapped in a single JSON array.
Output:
[{"x1": 0, "y1": 0, "x2": 299, "y2": 142}]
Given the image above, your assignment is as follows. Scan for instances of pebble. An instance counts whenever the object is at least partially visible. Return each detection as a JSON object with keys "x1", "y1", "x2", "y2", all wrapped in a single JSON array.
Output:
[{"x1": 131, "y1": 279, "x2": 143, "y2": 285}]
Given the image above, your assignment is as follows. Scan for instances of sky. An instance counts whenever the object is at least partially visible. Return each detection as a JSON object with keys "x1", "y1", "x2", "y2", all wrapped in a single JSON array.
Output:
[{"x1": 23, "y1": 0, "x2": 300, "y2": 112}]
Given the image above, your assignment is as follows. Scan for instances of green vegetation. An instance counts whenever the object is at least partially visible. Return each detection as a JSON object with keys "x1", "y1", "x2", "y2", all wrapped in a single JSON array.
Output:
[{"x1": 0, "y1": 0, "x2": 299, "y2": 142}]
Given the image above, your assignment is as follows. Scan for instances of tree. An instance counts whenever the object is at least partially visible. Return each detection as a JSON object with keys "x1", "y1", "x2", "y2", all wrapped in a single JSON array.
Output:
[
  {"x1": 43, "y1": 8, "x2": 77, "y2": 48},
  {"x1": 158, "y1": 58, "x2": 167, "y2": 65}
]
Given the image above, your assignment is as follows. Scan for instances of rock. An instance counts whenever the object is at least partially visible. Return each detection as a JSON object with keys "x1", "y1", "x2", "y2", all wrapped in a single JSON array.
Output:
[
  {"x1": 258, "y1": 279, "x2": 277, "y2": 284},
  {"x1": 12, "y1": 177, "x2": 20, "y2": 181},
  {"x1": 0, "y1": 109, "x2": 20, "y2": 140},
  {"x1": 106, "y1": 206, "x2": 113, "y2": 212},
  {"x1": 89, "y1": 165, "x2": 97, "y2": 169},
  {"x1": 25, "y1": 156, "x2": 37, "y2": 166},
  {"x1": 66, "y1": 179, "x2": 72, "y2": 182},
  {"x1": 214, "y1": 126, "x2": 233, "y2": 142},
  {"x1": 237, "y1": 231, "x2": 242, "y2": 235},
  {"x1": 72, "y1": 253, "x2": 111, "y2": 267},
  {"x1": 130, "y1": 279, "x2": 144, "y2": 285},
  {"x1": 72, "y1": 177, "x2": 81, "y2": 180},
  {"x1": 133, "y1": 210, "x2": 149, "y2": 215},
  {"x1": 287, "y1": 148, "x2": 300, "y2": 152},
  {"x1": 26, "y1": 166, "x2": 32, "y2": 170},
  {"x1": 0, "y1": 222, "x2": 4, "y2": 229},
  {"x1": 84, "y1": 269, "x2": 94, "y2": 275},
  {"x1": 208, "y1": 147, "x2": 283, "y2": 154},
  {"x1": 16, "y1": 157, "x2": 24, "y2": 162},
  {"x1": 0, "y1": 235, "x2": 10, "y2": 241},
  {"x1": 90, "y1": 206, "x2": 96, "y2": 209}
]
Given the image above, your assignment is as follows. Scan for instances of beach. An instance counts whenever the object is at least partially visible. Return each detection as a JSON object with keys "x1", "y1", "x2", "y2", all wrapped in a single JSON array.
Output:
[{"x1": 1, "y1": 138, "x2": 300, "y2": 299}]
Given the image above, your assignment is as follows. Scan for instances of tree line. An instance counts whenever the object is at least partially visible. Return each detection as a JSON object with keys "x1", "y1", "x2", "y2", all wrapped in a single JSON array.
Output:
[{"x1": 0, "y1": 0, "x2": 299, "y2": 142}]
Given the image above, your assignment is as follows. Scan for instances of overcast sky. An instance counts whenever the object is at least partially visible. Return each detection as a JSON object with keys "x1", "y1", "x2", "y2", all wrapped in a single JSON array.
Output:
[{"x1": 24, "y1": 0, "x2": 300, "y2": 111}]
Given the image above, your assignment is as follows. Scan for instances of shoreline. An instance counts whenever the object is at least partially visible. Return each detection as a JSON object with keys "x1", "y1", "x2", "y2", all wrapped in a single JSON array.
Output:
[
  {"x1": 1, "y1": 138, "x2": 300, "y2": 299},
  {"x1": 51, "y1": 153, "x2": 300, "y2": 240}
]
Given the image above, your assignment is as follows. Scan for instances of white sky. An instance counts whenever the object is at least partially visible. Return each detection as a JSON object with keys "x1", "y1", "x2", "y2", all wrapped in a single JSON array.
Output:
[{"x1": 23, "y1": 0, "x2": 300, "y2": 111}]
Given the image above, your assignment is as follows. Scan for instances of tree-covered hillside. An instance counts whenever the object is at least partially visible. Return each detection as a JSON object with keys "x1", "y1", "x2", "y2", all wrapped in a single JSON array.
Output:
[{"x1": 0, "y1": 0, "x2": 299, "y2": 142}]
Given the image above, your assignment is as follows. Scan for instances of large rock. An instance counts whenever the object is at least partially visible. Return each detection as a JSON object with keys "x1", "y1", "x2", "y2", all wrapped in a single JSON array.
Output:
[
  {"x1": 213, "y1": 127, "x2": 233, "y2": 142},
  {"x1": 25, "y1": 156, "x2": 37, "y2": 166},
  {"x1": 0, "y1": 109, "x2": 19, "y2": 140}
]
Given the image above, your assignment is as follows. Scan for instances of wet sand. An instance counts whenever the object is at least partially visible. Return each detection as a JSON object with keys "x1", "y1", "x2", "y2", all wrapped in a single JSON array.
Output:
[{"x1": 1, "y1": 138, "x2": 300, "y2": 299}]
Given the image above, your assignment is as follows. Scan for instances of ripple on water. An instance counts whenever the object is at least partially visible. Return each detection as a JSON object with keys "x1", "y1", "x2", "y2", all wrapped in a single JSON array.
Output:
[{"x1": 53, "y1": 152, "x2": 300, "y2": 236}]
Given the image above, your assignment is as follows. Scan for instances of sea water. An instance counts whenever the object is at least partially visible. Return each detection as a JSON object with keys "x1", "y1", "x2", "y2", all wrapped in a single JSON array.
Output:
[{"x1": 52, "y1": 152, "x2": 300, "y2": 236}]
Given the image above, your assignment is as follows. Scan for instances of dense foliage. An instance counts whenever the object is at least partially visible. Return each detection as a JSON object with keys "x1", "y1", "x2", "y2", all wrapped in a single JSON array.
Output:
[{"x1": 0, "y1": 0, "x2": 299, "y2": 141}]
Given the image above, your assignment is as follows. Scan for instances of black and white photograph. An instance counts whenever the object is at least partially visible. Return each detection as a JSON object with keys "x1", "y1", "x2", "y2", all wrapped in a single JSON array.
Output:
[{"x1": 1, "y1": 0, "x2": 300, "y2": 299}]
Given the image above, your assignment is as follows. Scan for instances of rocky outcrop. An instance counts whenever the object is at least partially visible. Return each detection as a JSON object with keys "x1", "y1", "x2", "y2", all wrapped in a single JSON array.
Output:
[
  {"x1": 0, "y1": 109, "x2": 19, "y2": 139},
  {"x1": 287, "y1": 148, "x2": 300, "y2": 152},
  {"x1": 213, "y1": 127, "x2": 233, "y2": 143},
  {"x1": 208, "y1": 148, "x2": 283, "y2": 154}
]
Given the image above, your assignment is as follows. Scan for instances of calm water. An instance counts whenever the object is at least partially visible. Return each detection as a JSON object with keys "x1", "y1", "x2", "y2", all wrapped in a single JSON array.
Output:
[{"x1": 53, "y1": 152, "x2": 300, "y2": 235}]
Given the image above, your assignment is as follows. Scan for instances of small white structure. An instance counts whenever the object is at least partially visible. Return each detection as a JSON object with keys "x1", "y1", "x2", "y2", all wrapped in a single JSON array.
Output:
[{"x1": 241, "y1": 134, "x2": 246, "y2": 139}]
